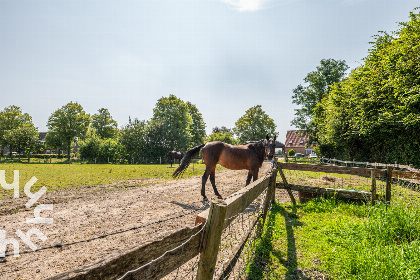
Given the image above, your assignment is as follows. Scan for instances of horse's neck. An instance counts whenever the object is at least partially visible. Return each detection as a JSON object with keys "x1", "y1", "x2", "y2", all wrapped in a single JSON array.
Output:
[{"x1": 250, "y1": 144, "x2": 265, "y2": 163}]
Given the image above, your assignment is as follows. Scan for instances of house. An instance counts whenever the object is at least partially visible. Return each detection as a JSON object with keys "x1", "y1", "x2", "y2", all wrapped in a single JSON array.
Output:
[{"x1": 284, "y1": 130, "x2": 316, "y2": 156}]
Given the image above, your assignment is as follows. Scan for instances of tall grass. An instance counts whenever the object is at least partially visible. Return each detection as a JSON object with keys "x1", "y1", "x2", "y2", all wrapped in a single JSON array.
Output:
[{"x1": 249, "y1": 198, "x2": 420, "y2": 279}]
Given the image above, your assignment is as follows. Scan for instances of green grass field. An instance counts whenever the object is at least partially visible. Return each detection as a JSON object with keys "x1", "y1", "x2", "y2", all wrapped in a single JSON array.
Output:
[
  {"x1": 0, "y1": 162, "x2": 209, "y2": 198},
  {"x1": 246, "y1": 185, "x2": 420, "y2": 279}
]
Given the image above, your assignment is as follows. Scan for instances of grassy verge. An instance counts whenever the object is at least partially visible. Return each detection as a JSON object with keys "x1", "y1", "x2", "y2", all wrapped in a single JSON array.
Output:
[
  {"x1": 246, "y1": 197, "x2": 420, "y2": 279},
  {"x1": 0, "y1": 162, "x2": 211, "y2": 197}
]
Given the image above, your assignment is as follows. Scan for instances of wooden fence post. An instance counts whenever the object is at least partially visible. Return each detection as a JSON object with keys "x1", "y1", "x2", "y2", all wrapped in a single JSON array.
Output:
[
  {"x1": 386, "y1": 166, "x2": 393, "y2": 203},
  {"x1": 371, "y1": 170, "x2": 376, "y2": 206},
  {"x1": 259, "y1": 169, "x2": 277, "y2": 233},
  {"x1": 196, "y1": 199, "x2": 227, "y2": 280},
  {"x1": 278, "y1": 166, "x2": 296, "y2": 206}
]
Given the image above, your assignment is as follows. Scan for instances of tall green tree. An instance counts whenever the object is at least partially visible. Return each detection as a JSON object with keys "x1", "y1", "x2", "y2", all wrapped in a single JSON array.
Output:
[
  {"x1": 316, "y1": 9, "x2": 420, "y2": 165},
  {"x1": 151, "y1": 95, "x2": 192, "y2": 151},
  {"x1": 207, "y1": 132, "x2": 237, "y2": 145},
  {"x1": 119, "y1": 118, "x2": 147, "y2": 159},
  {"x1": 186, "y1": 102, "x2": 206, "y2": 146},
  {"x1": 234, "y1": 105, "x2": 277, "y2": 144},
  {"x1": 291, "y1": 58, "x2": 349, "y2": 141},
  {"x1": 47, "y1": 102, "x2": 90, "y2": 160},
  {"x1": 45, "y1": 130, "x2": 65, "y2": 154},
  {"x1": 91, "y1": 108, "x2": 118, "y2": 139},
  {"x1": 4, "y1": 124, "x2": 38, "y2": 158},
  {"x1": 0, "y1": 106, "x2": 38, "y2": 156}
]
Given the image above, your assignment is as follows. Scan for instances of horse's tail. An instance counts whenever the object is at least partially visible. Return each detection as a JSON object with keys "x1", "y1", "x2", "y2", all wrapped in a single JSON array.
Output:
[{"x1": 172, "y1": 144, "x2": 205, "y2": 178}]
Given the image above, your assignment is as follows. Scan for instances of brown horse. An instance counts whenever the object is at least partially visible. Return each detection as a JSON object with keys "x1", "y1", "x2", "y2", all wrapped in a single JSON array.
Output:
[
  {"x1": 173, "y1": 134, "x2": 276, "y2": 200},
  {"x1": 166, "y1": 151, "x2": 185, "y2": 167}
]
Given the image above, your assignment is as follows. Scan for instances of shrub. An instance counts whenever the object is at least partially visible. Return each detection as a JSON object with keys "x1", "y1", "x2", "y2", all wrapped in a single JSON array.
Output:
[{"x1": 288, "y1": 149, "x2": 296, "y2": 156}]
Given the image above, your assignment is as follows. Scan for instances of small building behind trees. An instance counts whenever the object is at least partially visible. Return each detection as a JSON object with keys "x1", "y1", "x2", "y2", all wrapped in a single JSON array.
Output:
[{"x1": 284, "y1": 130, "x2": 316, "y2": 156}]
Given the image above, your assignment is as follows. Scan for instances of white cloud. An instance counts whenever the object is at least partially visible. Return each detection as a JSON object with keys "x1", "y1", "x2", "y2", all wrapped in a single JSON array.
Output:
[{"x1": 220, "y1": 0, "x2": 269, "y2": 12}]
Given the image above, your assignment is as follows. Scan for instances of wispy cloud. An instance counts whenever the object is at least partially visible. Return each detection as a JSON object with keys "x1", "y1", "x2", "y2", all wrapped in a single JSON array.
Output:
[
  {"x1": 220, "y1": 0, "x2": 269, "y2": 12},
  {"x1": 220, "y1": 0, "x2": 297, "y2": 12}
]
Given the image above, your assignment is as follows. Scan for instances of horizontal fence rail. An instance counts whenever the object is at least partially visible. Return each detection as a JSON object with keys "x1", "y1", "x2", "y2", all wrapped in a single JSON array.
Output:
[
  {"x1": 48, "y1": 225, "x2": 204, "y2": 280},
  {"x1": 278, "y1": 162, "x2": 387, "y2": 178}
]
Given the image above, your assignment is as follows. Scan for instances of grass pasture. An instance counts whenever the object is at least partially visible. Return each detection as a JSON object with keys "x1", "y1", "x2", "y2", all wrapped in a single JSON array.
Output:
[
  {"x1": 246, "y1": 166, "x2": 420, "y2": 279},
  {"x1": 0, "y1": 162, "x2": 209, "y2": 198}
]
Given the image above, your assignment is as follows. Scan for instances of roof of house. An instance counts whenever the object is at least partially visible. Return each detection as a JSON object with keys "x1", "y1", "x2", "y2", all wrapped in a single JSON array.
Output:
[
  {"x1": 38, "y1": 132, "x2": 47, "y2": 141},
  {"x1": 285, "y1": 130, "x2": 315, "y2": 148}
]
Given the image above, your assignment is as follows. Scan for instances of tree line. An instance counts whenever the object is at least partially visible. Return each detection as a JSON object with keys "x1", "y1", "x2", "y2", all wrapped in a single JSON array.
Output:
[
  {"x1": 292, "y1": 9, "x2": 420, "y2": 166},
  {"x1": 0, "y1": 95, "x2": 277, "y2": 162}
]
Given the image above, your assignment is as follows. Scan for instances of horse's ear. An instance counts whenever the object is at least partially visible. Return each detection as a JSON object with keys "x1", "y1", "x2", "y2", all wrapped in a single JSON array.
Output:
[{"x1": 266, "y1": 134, "x2": 269, "y2": 141}]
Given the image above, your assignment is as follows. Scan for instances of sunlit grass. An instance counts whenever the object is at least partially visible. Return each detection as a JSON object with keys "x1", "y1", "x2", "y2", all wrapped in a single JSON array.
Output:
[
  {"x1": 0, "y1": 162, "x2": 212, "y2": 198},
  {"x1": 247, "y1": 194, "x2": 420, "y2": 280}
]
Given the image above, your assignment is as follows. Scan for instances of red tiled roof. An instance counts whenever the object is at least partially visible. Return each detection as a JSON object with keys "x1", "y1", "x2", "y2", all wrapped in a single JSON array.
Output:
[{"x1": 285, "y1": 130, "x2": 315, "y2": 148}]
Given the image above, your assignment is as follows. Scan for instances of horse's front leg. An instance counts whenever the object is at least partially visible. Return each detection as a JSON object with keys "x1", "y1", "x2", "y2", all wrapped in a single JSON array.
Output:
[
  {"x1": 252, "y1": 169, "x2": 259, "y2": 182},
  {"x1": 210, "y1": 170, "x2": 222, "y2": 199},
  {"x1": 245, "y1": 172, "x2": 252, "y2": 185}
]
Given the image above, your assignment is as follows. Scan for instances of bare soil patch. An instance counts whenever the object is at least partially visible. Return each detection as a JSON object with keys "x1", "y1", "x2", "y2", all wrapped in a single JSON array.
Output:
[{"x1": 0, "y1": 163, "x2": 291, "y2": 280}]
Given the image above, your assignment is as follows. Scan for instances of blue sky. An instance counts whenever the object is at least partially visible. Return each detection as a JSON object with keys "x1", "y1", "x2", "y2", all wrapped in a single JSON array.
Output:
[{"x1": 0, "y1": 0, "x2": 418, "y2": 142}]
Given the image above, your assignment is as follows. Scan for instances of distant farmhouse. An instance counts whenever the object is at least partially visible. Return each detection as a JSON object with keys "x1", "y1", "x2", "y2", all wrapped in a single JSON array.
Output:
[{"x1": 284, "y1": 130, "x2": 316, "y2": 156}]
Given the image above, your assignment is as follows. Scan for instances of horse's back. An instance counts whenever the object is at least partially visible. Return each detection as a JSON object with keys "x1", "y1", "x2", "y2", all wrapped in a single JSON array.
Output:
[{"x1": 202, "y1": 141, "x2": 252, "y2": 171}]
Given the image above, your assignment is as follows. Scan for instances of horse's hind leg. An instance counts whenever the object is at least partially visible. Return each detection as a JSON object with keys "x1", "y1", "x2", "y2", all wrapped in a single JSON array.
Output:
[
  {"x1": 201, "y1": 168, "x2": 211, "y2": 201},
  {"x1": 210, "y1": 170, "x2": 222, "y2": 199}
]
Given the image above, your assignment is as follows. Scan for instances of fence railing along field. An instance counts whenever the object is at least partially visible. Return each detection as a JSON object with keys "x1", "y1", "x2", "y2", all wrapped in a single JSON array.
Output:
[
  {"x1": 276, "y1": 157, "x2": 420, "y2": 205},
  {"x1": 34, "y1": 157, "x2": 420, "y2": 279},
  {"x1": 47, "y1": 161, "x2": 279, "y2": 280}
]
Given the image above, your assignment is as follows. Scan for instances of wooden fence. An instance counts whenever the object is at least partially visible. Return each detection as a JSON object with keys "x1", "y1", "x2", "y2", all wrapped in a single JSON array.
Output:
[
  {"x1": 48, "y1": 161, "x2": 279, "y2": 280},
  {"x1": 276, "y1": 160, "x2": 420, "y2": 205}
]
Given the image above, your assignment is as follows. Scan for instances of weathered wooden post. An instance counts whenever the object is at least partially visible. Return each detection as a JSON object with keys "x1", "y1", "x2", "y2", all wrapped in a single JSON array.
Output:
[
  {"x1": 386, "y1": 166, "x2": 393, "y2": 203},
  {"x1": 259, "y1": 168, "x2": 277, "y2": 233},
  {"x1": 271, "y1": 158, "x2": 278, "y2": 203},
  {"x1": 197, "y1": 199, "x2": 227, "y2": 280},
  {"x1": 278, "y1": 165, "x2": 296, "y2": 206},
  {"x1": 371, "y1": 170, "x2": 376, "y2": 206}
]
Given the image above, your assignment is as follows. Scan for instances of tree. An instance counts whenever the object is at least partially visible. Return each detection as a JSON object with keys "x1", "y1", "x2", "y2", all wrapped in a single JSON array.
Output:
[
  {"x1": 4, "y1": 123, "x2": 38, "y2": 158},
  {"x1": 234, "y1": 105, "x2": 277, "y2": 144},
  {"x1": 151, "y1": 95, "x2": 192, "y2": 151},
  {"x1": 316, "y1": 9, "x2": 420, "y2": 166},
  {"x1": 91, "y1": 108, "x2": 118, "y2": 139},
  {"x1": 119, "y1": 118, "x2": 147, "y2": 159},
  {"x1": 47, "y1": 102, "x2": 90, "y2": 161},
  {"x1": 45, "y1": 130, "x2": 65, "y2": 154},
  {"x1": 186, "y1": 102, "x2": 206, "y2": 146},
  {"x1": 207, "y1": 132, "x2": 237, "y2": 145},
  {"x1": 291, "y1": 59, "x2": 349, "y2": 141},
  {"x1": 0, "y1": 106, "x2": 38, "y2": 156}
]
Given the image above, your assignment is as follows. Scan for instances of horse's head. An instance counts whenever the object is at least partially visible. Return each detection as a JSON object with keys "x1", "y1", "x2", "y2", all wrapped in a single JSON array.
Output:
[{"x1": 265, "y1": 134, "x2": 277, "y2": 160}]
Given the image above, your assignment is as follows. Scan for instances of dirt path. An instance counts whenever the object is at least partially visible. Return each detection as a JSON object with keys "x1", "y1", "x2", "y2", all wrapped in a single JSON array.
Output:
[{"x1": 0, "y1": 163, "x2": 293, "y2": 280}]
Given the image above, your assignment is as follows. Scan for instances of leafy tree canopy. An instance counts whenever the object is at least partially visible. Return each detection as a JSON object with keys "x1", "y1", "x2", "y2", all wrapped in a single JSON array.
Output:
[
  {"x1": 0, "y1": 106, "x2": 38, "y2": 155},
  {"x1": 316, "y1": 9, "x2": 420, "y2": 166},
  {"x1": 47, "y1": 102, "x2": 90, "y2": 160},
  {"x1": 291, "y1": 58, "x2": 349, "y2": 140},
  {"x1": 186, "y1": 102, "x2": 206, "y2": 146},
  {"x1": 91, "y1": 108, "x2": 118, "y2": 139},
  {"x1": 207, "y1": 132, "x2": 237, "y2": 145},
  {"x1": 151, "y1": 94, "x2": 193, "y2": 151},
  {"x1": 234, "y1": 105, "x2": 277, "y2": 144}
]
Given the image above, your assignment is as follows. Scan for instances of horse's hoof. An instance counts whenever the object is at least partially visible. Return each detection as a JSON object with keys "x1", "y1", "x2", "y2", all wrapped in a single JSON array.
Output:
[
  {"x1": 202, "y1": 196, "x2": 209, "y2": 202},
  {"x1": 216, "y1": 195, "x2": 223, "y2": 200}
]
